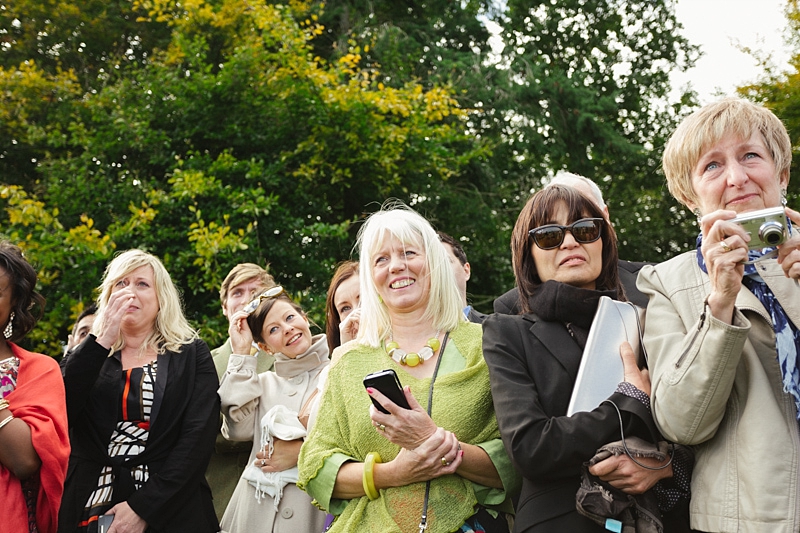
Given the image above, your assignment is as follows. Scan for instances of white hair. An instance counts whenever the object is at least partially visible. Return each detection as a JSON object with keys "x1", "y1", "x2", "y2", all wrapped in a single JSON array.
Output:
[
  {"x1": 548, "y1": 172, "x2": 606, "y2": 209},
  {"x1": 355, "y1": 202, "x2": 464, "y2": 347}
]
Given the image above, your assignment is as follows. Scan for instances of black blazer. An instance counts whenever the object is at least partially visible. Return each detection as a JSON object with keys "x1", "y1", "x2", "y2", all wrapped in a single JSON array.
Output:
[
  {"x1": 493, "y1": 260, "x2": 650, "y2": 314},
  {"x1": 482, "y1": 312, "x2": 659, "y2": 532},
  {"x1": 59, "y1": 336, "x2": 220, "y2": 533}
]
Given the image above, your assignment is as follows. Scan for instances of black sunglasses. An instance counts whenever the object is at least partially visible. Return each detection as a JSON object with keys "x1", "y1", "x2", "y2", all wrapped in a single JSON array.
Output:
[{"x1": 528, "y1": 218, "x2": 604, "y2": 250}]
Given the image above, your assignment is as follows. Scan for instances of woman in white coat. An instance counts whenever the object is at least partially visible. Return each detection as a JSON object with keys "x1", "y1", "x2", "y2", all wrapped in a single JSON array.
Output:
[{"x1": 218, "y1": 287, "x2": 329, "y2": 533}]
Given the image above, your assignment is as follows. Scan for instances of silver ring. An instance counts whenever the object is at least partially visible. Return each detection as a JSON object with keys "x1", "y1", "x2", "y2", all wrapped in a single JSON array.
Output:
[
  {"x1": 261, "y1": 459, "x2": 266, "y2": 467},
  {"x1": 379, "y1": 424, "x2": 386, "y2": 432},
  {"x1": 719, "y1": 240, "x2": 732, "y2": 253}
]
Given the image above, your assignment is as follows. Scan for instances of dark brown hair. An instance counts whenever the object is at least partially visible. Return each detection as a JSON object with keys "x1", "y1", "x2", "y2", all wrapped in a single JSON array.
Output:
[
  {"x1": 246, "y1": 294, "x2": 306, "y2": 345},
  {"x1": 511, "y1": 185, "x2": 623, "y2": 314},
  {"x1": 325, "y1": 260, "x2": 359, "y2": 353},
  {"x1": 437, "y1": 231, "x2": 468, "y2": 266},
  {"x1": 0, "y1": 242, "x2": 45, "y2": 342}
]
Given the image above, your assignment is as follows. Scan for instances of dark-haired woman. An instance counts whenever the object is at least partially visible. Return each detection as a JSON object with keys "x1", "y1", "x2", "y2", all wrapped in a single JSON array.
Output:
[
  {"x1": 325, "y1": 261, "x2": 360, "y2": 357},
  {"x1": 483, "y1": 185, "x2": 690, "y2": 532},
  {"x1": 0, "y1": 242, "x2": 69, "y2": 533},
  {"x1": 218, "y1": 288, "x2": 329, "y2": 532}
]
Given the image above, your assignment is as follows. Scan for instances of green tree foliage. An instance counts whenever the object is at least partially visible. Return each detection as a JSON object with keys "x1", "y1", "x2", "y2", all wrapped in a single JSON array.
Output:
[
  {"x1": 739, "y1": 0, "x2": 800, "y2": 208},
  {"x1": 0, "y1": 0, "x2": 700, "y2": 356},
  {"x1": 314, "y1": 0, "x2": 701, "y2": 300},
  {"x1": 0, "y1": 0, "x2": 479, "y2": 354},
  {"x1": 498, "y1": 0, "x2": 701, "y2": 259}
]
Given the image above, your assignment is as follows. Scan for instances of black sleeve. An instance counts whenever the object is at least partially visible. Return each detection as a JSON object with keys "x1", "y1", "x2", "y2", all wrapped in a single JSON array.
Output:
[
  {"x1": 482, "y1": 313, "x2": 659, "y2": 481},
  {"x1": 493, "y1": 288, "x2": 521, "y2": 315},
  {"x1": 126, "y1": 340, "x2": 220, "y2": 529},
  {"x1": 61, "y1": 334, "x2": 113, "y2": 425}
]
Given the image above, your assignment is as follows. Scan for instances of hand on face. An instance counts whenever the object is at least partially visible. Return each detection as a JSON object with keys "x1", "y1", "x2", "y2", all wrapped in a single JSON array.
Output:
[
  {"x1": 96, "y1": 266, "x2": 159, "y2": 349},
  {"x1": 338, "y1": 306, "x2": 360, "y2": 344},
  {"x1": 95, "y1": 286, "x2": 135, "y2": 349}
]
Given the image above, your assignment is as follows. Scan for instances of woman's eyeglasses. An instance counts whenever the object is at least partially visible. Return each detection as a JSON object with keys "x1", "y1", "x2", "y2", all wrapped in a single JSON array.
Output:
[
  {"x1": 528, "y1": 218, "x2": 604, "y2": 250},
  {"x1": 242, "y1": 286, "x2": 286, "y2": 315}
]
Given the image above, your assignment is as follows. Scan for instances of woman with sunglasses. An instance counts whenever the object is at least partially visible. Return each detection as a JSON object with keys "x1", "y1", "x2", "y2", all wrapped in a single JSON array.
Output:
[
  {"x1": 217, "y1": 286, "x2": 329, "y2": 533},
  {"x1": 482, "y1": 185, "x2": 689, "y2": 532}
]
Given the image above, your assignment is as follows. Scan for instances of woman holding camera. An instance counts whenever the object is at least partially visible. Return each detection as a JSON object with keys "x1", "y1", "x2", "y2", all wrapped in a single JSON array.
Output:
[
  {"x1": 639, "y1": 97, "x2": 800, "y2": 532},
  {"x1": 298, "y1": 204, "x2": 517, "y2": 533}
]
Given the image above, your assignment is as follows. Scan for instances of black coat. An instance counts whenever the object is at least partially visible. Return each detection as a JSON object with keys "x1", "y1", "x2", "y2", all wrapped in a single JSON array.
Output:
[
  {"x1": 493, "y1": 260, "x2": 650, "y2": 314},
  {"x1": 59, "y1": 336, "x2": 220, "y2": 533},
  {"x1": 482, "y1": 310, "x2": 660, "y2": 532}
]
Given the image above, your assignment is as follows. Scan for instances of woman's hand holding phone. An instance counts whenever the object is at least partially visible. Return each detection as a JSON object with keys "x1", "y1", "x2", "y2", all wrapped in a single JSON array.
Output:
[
  {"x1": 101, "y1": 502, "x2": 147, "y2": 533},
  {"x1": 367, "y1": 384, "x2": 437, "y2": 450}
]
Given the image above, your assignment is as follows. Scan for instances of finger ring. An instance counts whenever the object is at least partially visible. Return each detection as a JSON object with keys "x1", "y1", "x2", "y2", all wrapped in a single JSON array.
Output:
[
  {"x1": 719, "y1": 240, "x2": 732, "y2": 253},
  {"x1": 261, "y1": 459, "x2": 266, "y2": 466},
  {"x1": 441, "y1": 456, "x2": 449, "y2": 467},
  {"x1": 379, "y1": 424, "x2": 386, "y2": 432}
]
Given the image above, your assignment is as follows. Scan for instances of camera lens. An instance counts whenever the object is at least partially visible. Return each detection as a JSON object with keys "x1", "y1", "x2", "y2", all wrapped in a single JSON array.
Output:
[{"x1": 759, "y1": 221, "x2": 785, "y2": 246}]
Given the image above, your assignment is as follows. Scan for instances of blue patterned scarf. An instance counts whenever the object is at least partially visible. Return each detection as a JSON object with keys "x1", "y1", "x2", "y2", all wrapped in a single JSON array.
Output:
[{"x1": 696, "y1": 234, "x2": 800, "y2": 419}]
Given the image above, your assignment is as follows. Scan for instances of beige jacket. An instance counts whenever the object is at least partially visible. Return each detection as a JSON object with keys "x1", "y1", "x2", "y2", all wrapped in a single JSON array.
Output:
[
  {"x1": 638, "y1": 251, "x2": 800, "y2": 533},
  {"x1": 218, "y1": 334, "x2": 329, "y2": 533}
]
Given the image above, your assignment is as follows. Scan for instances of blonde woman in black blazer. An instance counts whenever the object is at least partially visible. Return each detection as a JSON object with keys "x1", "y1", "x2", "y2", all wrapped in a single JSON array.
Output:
[{"x1": 60, "y1": 251, "x2": 219, "y2": 533}]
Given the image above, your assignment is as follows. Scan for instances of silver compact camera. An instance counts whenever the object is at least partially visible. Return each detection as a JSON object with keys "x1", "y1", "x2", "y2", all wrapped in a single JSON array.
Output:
[{"x1": 732, "y1": 206, "x2": 789, "y2": 249}]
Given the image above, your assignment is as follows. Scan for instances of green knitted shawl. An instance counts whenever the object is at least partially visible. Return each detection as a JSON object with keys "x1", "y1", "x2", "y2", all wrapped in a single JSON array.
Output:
[{"x1": 297, "y1": 321, "x2": 500, "y2": 533}]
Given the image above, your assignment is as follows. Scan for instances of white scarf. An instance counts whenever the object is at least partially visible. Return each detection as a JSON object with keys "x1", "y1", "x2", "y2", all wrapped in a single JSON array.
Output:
[{"x1": 241, "y1": 404, "x2": 307, "y2": 508}]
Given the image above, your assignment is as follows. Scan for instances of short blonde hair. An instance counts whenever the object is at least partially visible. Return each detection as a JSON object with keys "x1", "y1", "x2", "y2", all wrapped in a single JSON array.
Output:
[
  {"x1": 219, "y1": 263, "x2": 275, "y2": 306},
  {"x1": 356, "y1": 203, "x2": 464, "y2": 347},
  {"x1": 94, "y1": 249, "x2": 197, "y2": 354},
  {"x1": 663, "y1": 97, "x2": 791, "y2": 209}
]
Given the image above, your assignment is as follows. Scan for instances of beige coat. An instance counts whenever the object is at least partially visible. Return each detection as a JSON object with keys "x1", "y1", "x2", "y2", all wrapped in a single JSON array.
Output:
[
  {"x1": 206, "y1": 339, "x2": 274, "y2": 520},
  {"x1": 639, "y1": 252, "x2": 800, "y2": 533},
  {"x1": 218, "y1": 334, "x2": 329, "y2": 533}
]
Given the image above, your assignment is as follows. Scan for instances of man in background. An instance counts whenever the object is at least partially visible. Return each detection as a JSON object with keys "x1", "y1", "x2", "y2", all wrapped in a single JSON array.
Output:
[
  {"x1": 206, "y1": 263, "x2": 276, "y2": 520},
  {"x1": 63, "y1": 303, "x2": 97, "y2": 356},
  {"x1": 438, "y1": 231, "x2": 487, "y2": 323}
]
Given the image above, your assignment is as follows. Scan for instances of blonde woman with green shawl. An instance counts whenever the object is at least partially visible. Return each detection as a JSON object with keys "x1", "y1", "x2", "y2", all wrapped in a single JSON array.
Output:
[{"x1": 298, "y1": 204, "x2": 518, "y2": 533}]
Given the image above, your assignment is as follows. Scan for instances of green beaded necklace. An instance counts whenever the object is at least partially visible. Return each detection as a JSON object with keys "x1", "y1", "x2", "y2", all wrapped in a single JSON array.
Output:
[{"x1": 385, "y1": 334, "x2": 441, "y2": 367}]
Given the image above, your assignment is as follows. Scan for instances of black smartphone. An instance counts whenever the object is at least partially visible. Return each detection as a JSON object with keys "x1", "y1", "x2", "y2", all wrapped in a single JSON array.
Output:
[
  {"x1": 363, "y1": 369, "x2": 411, "y2": 414},
  {"x1": 97, "y1": 514, "x2": 114, "y2": 533}
]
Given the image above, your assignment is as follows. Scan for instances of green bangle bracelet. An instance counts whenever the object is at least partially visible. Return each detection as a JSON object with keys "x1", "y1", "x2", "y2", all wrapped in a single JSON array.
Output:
[{"x1": 362, "y1": 451, "x2": 382, "y2": 500}]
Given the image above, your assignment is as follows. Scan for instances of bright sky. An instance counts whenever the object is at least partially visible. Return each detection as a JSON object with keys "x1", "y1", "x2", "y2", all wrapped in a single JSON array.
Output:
[{"x1": 673, "y1": 0, "x2": 793, "y2": 103}]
